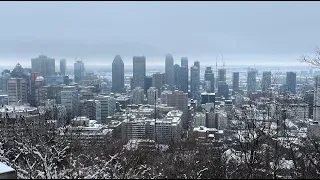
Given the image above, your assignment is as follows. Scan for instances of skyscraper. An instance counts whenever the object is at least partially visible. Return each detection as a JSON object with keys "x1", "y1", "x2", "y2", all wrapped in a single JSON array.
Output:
[
  {"x1": 133, "y1": 56, "x2": 146, "y2": 92},
  {"x1": 232, "y1": 72, "x2": 240, "y2": 92},
  {"x1": 247, "y1": 68, "x2": 257, "y2": 94},
  {"x1": 218, "y1": 68, "x2": 226, "y2": 82},
  {"x1": 60, "y1": 59, "x2": 66, "y2": 76},
  {"x1": 173, "y1": 64, "x2": 180, "y2": 90},
  {"x1": 262, "y1": 71, "x2": 272, "y2": 92},
  {"x1": 180, "y1": 57, "x2": 189, "y2": 93},
  {"x1": 165, "y1": 54, "x2": 174, "y2": 90},
  {"x1": 112, "y1": 55, "x2": 124, "y2": 93},
  {"x1": 152, "y1": 72, "x2": 165, "y2": 95},
  {"x1": 31, "y1": 55, "x2": 55, "y2": 77},
  {"x1": 74, "y1": 61, "x2": 85, "y2": 83},
  {"x1": 145, "y1": 76, "x2": 153, "y2": 94},
  {"x1": 7, "y1": 78, "x2": 28, "y2": 105},
  {"x1": 204, "y1": 67, "x2": 215, "y2": 93},
  {"x1": 190, "y1": 65, "x2": 200, "y2": 100},
  {"x1": 286, "y1": 71, "x2": 297, "y2": 94}
]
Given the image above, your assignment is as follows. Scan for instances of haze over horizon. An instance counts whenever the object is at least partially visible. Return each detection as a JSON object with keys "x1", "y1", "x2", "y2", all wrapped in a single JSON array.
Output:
[{"x1": 0, "y1": 1, "x2": 319, "y2": 67}]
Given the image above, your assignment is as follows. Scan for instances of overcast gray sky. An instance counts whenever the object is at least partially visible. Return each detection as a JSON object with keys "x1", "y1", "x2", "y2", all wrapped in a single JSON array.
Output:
[{"x1": 0, "y1": 1, "x2": 319, "y2": 67}]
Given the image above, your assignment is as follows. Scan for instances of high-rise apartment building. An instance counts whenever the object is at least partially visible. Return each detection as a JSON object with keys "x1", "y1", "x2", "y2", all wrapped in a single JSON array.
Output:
[
  {"x1": 74, "y1": 61, "x2": 85, "y2": 83},
  {"x1": 147, "y1": 87, "x2": 158, "y2": 105},
  {"x1": 31, "y1": 55, "x2": 55, "y2": 77},
  {"x1": 7, "y1": 78, "x2": 28, "y2": 105},
  {"x1": 112, "y1": 55, "x2": 124, "y2": 93},
  {"x1": 131, "y1": 87, "x2": 144, "y2": 105},
  {"x1": 133, "y1": 56, "x2": 146, "y2": 91},
  {"x1": 60, "y1": 59, "x2": 66, "y2": 76},
  {"x1": 165, "y1": 54, "x2": 174, "y2": 90},
  {"x1": 286, "y1": 72, "x2": 297, "y2": 94}
]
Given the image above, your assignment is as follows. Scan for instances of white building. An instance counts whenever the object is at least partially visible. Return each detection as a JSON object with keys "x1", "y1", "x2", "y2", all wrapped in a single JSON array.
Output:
[
  {"x1": 7, "y1": 78, "x2": 28, "y2": 105},
  {"x1": 61, "y1": 86, "x2": 79, "y2": 118},
  {"x1": 132, "y1": 87, "x2": 144, "y2": 105},
  {"x1": 147, "y1": 87, "x2": 158, "y2": 105},
  {"x1": 194, "y1": 112, "x2": 206, "y2": 127}
]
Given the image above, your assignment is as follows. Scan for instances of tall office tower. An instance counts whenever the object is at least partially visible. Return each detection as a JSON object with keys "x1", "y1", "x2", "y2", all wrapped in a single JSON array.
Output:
[
  {"x1": 165, "y1": 54, "x2": 174, "y2": 90},
  {"x1": 247, "y1": 68, "x2": 257, "y2": 94},
  {"x1": 152, "y1": 72, "x2": 165, "y2": 95},
  {"x1": 112, "y1": 55, "x2": 124, "y2": 93},
  {"x1": 74, "y1": 61, "x2": 85, "y2": 83},
  {"x1": 133, "y1": 56, "x2": 146, "y2": 91},
  {"x1": 262, "y1": 71, "x2": 272, "y2": 92},
  {"x1": 131, "y1": 87, "x2": 144, "y2": 105},
  {"x1": 61, "y1": 86, "x2": 79, "y2": 119},
  {"x1": 7, "y1": 78, "x2": 28, "y2": 105},
  {"x1": 31, "y1": 55, "x2": 55, "y2": 77},
  {"x1": 173, "y1": 64, "x2": 180, "y2": 90},
  {"x1": 180, "y1": 57, "x2": 189, "y2": 93},
  {"x1": 60, "y1": 59, "x2": 66, "y2": 76},
  {"x1": 145, "y1": 76, "x2": 152, "y2": 94},
  {"x1": 190, "y1": 65, "x2": 200, "y2": 100},
  {"x1": 147, "y1": 87, "x2": 158, "y2": 105},
  {"x1": 204, "y1": 67, "x2": 215, "y2": 93},
  {"x1": 201, "y1": 92, "x2": 215, "y2": 104},
  {"x1": 286, "y1": 71, "x2": 297, "y2": 94},
  {"x1": 218, "y1": 68, "x2": 226, "y2": 82},
  {"x1": 232, "y1": 72, "x2": 240, "y2": 93}
]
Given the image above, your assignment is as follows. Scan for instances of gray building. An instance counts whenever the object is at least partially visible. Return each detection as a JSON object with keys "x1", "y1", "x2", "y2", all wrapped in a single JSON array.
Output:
[
  {"x1": 31, "y1": 55, "x2": 55, "y2": 77},
  {"x1": 133, "y1": 56, "x2": 146, "y2": 92},
  {"x1": 152, "y1": 72, "x2": 165, "y2": 95},
  {"x1": 286, "y1": 72, "x2": 297, "y2": 94},
  {"x1": 232, "y1": 72, "x2": 240, "y2": 92},
  {"x1": 262, "y1": 71, "x2": 272, "y2": 92},
  {"x1": 218, "y1": 68, "x2": 226, "y2": 82},
  {"x1": 112, "y1": 55, "x2": 125, "y2": 93},
  {"x1": 74, "y1": 61, "x2": 85, "y2": 83},
  {"x1": 60, "y1": 59, "x2": 66, "y2": 76},
  {"x1": 204, "y1": 67, "x2": 215, "y2": 93},
  {"x1": 173, "y1": 64, "x2": 180, "y2": 90},
  {"x1": 165, "y1": 54, "x2": 174, "y2": 90},
  {"x1": 190, "y1": 65, "x2": 200, "y2": 100},
  {"x1": 247, "y1": 68, "x2": 257, "y2": 94},
  {"x1": 180, "y1": 57, "x2": 189, "y2": 94}
]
